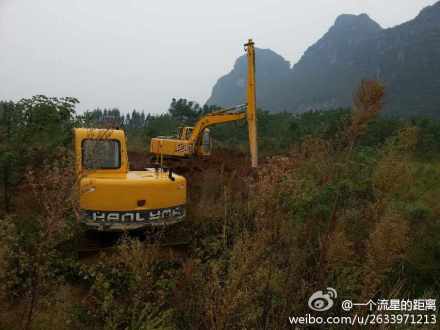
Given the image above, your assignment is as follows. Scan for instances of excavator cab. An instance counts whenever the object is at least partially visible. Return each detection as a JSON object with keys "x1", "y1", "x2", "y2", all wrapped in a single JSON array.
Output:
[{"x1": 74, "y1": 128, "x2": 187, "y2": 231}]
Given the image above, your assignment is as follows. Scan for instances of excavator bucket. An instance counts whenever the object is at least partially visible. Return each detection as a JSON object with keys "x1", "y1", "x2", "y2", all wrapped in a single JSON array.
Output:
[{"x1": 245, "y1": 39, "x2": 258, "y2": 168}]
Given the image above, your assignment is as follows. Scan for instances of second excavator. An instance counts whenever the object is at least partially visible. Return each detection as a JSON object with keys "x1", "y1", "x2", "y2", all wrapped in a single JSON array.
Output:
[{"x1": 150, "y1": 39, "x2": 258, "y2": 168}]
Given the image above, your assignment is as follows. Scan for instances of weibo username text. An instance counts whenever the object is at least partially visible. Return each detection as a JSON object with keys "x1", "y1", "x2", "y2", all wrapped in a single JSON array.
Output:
[{"x1": 289, "y1": 313, "x2": 437, "y2": 326}]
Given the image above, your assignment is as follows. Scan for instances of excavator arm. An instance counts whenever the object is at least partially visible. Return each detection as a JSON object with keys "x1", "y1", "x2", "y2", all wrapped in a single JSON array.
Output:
[{"x1": 188, "y1": 105, "x2": 247, "y2": 144}]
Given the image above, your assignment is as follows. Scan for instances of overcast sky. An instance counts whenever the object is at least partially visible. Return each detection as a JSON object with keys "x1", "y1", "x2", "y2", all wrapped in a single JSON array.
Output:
[{"x1": 0, "y1": 0, "x2": 437, "y2": 113}]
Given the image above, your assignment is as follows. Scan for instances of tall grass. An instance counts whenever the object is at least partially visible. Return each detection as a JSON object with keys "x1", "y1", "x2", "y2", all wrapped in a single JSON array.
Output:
[{"x1": 1, "y1": 81, "x2": 440, "y2": 329}]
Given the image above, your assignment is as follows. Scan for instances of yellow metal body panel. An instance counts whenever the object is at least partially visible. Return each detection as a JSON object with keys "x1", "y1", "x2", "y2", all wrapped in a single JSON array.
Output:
[
  {"x1": 150, "y1": 137, "x2": 194, "y2": 158},
  {"x1": 74, "y1": 128, "x2": 187, "y2": 231},
  {"x1": 79, "y1": 171, "x2": 186, "y2": 211}
]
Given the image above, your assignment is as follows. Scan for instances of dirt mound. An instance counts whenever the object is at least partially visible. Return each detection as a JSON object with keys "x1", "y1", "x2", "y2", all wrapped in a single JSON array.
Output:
[
  {"x1": 128, "y1": 148, "x2": 255, "y2": 177},
  {"x1": 128, "y1": 149, "x2": 257, "y2": 212}
]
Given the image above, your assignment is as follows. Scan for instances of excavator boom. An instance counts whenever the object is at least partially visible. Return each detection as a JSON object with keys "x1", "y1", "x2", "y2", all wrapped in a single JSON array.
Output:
[
  {"x1": 188, "y1": 105, "x2": 247, "y2": 143},
  {"x1": 245, "y1": 39, "x2": 258, "y2": 168}
]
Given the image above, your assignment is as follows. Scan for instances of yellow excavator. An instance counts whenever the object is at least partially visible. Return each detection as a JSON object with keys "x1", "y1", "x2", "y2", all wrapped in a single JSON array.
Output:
[
  {"x1": 74, "y1": 128, "x2": 186, "y2": 231},
  {"x1": 150, "y1": 39, "x2": 258, "y2": 168},
  {"x1": 74, "y1": 39, "x2": 257, "y2": 232}
]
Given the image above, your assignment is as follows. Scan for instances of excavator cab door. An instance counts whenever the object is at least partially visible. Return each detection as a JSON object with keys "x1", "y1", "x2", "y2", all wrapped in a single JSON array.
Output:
[{"x1": 197, "y1": 128, "x2": 212, "y2": 157}]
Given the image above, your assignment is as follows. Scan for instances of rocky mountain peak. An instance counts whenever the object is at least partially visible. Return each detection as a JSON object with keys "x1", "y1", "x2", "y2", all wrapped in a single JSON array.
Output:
[
  {"x1": 324, "y1": 13, "x2": 382, "y2": 43},
  {"x1": 299, "y1": 13, "x2": 382, "y2": 64},
  {"x1": 206, "y1": 48, "x2": 290, "y2": 108},
  {"x1": 232, "y1": 48, "x2": 290, "y2": 72},
  {"x1": 333, "y1": 13, "x2": 382, "y2": 32}
]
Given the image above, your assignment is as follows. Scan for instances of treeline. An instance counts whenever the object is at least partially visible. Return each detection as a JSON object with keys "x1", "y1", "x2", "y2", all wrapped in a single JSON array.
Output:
[
  {"x1": 73, "y1": 98, "x2": 440, "y2": 157},
  {"x1": 2, "y1": 94, "x2": 440, "y2": 214},
  {"x1": 79, "y1": 98, "x2": 220, "y2": 150}
]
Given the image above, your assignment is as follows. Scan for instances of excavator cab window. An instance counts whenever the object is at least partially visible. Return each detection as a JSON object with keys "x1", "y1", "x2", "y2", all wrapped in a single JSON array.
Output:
[{"x1": 82, "y1": 139, "x2": 121, "y2": 169}]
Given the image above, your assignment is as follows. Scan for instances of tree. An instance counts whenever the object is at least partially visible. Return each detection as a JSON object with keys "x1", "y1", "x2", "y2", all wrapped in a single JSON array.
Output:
[
  {"x1": 0, "y1": 95, "x2": 78, "y2": 213},
  {"x1": 168, "y1": 98, "x2": 201, "y2": 125},
  {"x1": 0, "y1": 101, "x2": 23, "y2": 212},
  {"x1": 80, "y1": 108, "x2": 123, "y2": 129}
]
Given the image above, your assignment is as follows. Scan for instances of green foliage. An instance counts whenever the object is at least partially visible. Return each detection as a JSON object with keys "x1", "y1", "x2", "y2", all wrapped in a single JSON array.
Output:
[
  {"x1": 168, "y1": 98, "x2": 201, "y2": 125},
  {"x1": 73, "y1": 239, "x2": 177, "y2": 329},
  {"x1": 2, "y1": 94, "x2": 440, "y2": 329},
  {"x1": 76, "y1": 97, "x2": 440, "y2": 160},
  {"x1": 168, "y1": 98, "x2": 219, "y2": 125},
  {"x1": 0, "y1": 101, "x2": 24, "y2": 213},
  {"x1": 0, "y1": 96, "x2": 77, "y2": 214},
  {"x1": 17, "y1": 95, "x2": 77, "y2": 148},
  {"x1": 0, "y1": 149, "x2": 80, "y2": 329}
]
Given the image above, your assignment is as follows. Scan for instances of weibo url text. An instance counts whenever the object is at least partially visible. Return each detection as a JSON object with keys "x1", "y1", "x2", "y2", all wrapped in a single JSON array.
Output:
[{"x1": 289, "y1": 313, "x2": 437, "y2": 326}]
